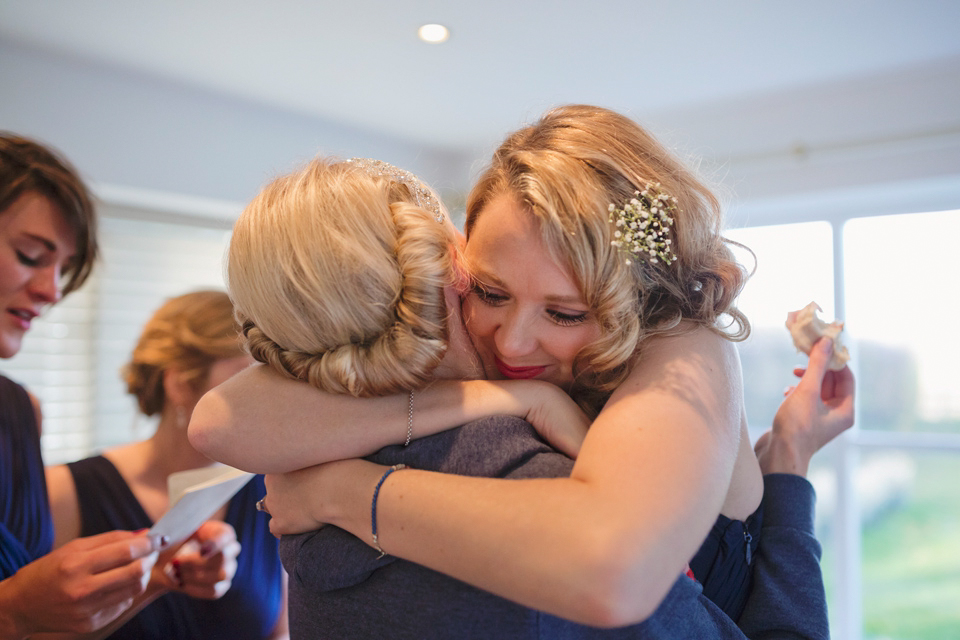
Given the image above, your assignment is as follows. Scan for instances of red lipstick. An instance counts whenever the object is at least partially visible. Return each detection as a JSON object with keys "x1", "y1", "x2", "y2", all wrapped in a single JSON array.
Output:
[{"x1": 495, "y1": 357, "x2": 546, "y2": 380}]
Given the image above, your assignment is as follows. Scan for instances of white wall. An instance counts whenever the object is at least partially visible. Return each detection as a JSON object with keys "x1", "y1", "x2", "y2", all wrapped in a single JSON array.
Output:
[
  {"x1": 2, "y1": 37, "x2": 959, "y2": 226},
  {"x1": 643, "y1": 56, "x2": 960, "y2": 226},
  {"x1": 0, "y1": 38, "x2": 472, "y2": 216}
]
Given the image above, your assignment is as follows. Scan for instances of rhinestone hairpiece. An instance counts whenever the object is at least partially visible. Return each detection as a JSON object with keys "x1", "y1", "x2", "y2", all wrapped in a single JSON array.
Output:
[
  {"x1": 608, "y1": 182, "x2": 678, "y2": 267},
  {"x1": 346, "y1": 158, "x2": 445, "y2": 222}
]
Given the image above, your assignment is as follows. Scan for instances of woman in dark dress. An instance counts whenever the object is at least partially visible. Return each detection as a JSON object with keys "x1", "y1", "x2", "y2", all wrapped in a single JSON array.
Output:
[
  {"x1": 0, "y1": 133, "x2": 238, "y2": 639},
  {"x1": 45, "y1": 290, "x2": 287, "y2": 640}
]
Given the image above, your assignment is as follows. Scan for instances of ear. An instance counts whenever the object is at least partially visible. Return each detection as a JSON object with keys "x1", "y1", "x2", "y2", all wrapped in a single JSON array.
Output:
[{"x1": 162, "y1": 368, "x2": 196, "y2": 409}]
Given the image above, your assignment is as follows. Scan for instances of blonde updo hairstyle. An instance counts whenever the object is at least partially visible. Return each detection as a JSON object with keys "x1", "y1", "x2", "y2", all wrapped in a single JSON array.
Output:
[
  {"x1": 466, "y1": 105, "x2": 750, "y2": 412},
  {"x1": 123, "y1": 290, "x2": 243, "y2": 416},
  {"x1": 228, "y1": 158, "x2": 455, "y2": 397}
]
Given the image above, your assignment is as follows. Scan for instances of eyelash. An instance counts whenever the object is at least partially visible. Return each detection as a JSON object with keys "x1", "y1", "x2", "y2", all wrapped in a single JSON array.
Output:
[
  {"x1": 470, "y1": 283, "x2": 507, "y2": 305},
  {"x1": 547, "y1": 309, "x2": 589, "y2": 327},
  {"x1": 16, "y1": 251, "x2": 40, "y2": 267},
  {"x1": 470, "y1": 283, "x2": 589, "y2": 327}
]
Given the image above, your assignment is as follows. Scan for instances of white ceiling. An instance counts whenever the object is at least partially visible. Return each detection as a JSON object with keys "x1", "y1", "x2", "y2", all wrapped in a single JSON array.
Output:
[{"x1": 2, "y1": 0, "x2": 959, "y2": 157}]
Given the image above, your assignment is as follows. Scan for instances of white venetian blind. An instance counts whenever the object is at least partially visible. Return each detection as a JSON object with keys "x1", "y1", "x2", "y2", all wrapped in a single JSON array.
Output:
[{"x1": 3, "y1": 204, "x2": 232, "y2": 464}]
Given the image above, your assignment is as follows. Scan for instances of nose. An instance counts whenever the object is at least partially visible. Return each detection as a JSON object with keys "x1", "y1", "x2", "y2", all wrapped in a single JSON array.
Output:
[
  {"x1": 493, "y1": 309, "x2": 538, "y2": 359},
  {"x1": 28, "y1": 265, "x2": 63, "y2": 305}
]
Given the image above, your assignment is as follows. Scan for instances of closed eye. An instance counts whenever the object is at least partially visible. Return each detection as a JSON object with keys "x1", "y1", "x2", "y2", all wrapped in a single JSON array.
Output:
[
  {"x1": 16, "y1": 251, "x2": 41, "y2": 267},
  {"x1": 470, "y1": 283, "x2": 508, "y2": 306},
  {"x1": 547, "y1": 309, "x2": 589, "y2": 326}
]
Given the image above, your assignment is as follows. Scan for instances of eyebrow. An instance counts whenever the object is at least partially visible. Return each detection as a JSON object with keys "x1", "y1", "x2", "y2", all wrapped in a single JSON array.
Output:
[
  {"x1": 23, "y1": 232, "x2": 58, "y2": 253},
  {"x1": 23, "y1": 232, "x2": 77, "y2": 270}
]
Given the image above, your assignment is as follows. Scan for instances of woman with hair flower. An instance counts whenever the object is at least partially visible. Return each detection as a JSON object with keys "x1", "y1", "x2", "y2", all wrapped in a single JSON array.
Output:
[
  {"x1": 192, "y1": 106, "x2": 854, "y2": 637},
  {"x1": 44, "y1": 290, "x2": 287, "y2": 640}
]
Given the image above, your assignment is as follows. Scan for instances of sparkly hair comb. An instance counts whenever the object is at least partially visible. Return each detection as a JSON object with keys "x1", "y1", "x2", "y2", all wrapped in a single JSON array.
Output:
[
  {"x1": 346, "y1": 158, "x2": 445, "y2": 222},
  {"x1": 608, "y1": 182, "x2": 678, "y2": 266}
]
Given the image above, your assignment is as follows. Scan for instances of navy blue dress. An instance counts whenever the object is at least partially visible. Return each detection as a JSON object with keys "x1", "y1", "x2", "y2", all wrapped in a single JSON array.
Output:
[
  {"x1": 690, "y1": 510, "x2": 762, "y2": 620},
  {"x1": 0, "y1": 374, "x2": 53, "y2": 579},
  {"x1": 67, "y1": 456, "x2": 283, "y2": 639}
]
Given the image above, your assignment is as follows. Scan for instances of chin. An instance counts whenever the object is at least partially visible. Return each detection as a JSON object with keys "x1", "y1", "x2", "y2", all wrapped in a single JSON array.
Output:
[{"x1": 0, "y1": 341, "x2": 20, "y2": 359}]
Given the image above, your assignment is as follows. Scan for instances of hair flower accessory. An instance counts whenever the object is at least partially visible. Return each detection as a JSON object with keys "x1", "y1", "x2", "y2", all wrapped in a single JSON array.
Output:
[{"x1": 608, "y1": 183, "x2": 678, "y2": 266}]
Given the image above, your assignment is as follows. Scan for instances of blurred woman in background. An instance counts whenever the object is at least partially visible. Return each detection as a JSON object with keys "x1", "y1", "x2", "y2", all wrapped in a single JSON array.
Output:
[{"x1": 45, "y1": 290, "x2": 287, "y2": 639}]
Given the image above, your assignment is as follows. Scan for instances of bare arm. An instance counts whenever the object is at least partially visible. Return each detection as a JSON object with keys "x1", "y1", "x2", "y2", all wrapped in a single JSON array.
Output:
[
  {"x1": 44, "y1": 465, "x2": 82, "y2": 549},
  {"x1": 189, "y1": 365, "x2": 588, "y2": 474},
  {"x1": 264, "y1": 327, "x2": 744, "y2": 627}
]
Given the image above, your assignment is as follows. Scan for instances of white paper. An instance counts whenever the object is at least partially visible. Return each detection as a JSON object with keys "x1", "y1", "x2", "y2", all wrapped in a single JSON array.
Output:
[{"x1": 148, "y1": 465, "x2": 254, "y2": 550}]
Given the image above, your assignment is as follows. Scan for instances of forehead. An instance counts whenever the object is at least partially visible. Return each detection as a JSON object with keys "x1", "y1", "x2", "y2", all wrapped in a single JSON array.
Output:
[
  {"x1": 1, "y1": 192, "x2": 77, "y2": 252},
  {"x1": 465, "y1": 193, "x2": 583, "y2": 301}
]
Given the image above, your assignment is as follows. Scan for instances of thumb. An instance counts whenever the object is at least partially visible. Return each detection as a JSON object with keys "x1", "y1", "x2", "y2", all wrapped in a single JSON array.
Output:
[
  {"x1": 191, "y1": 520, "x2": 237, "y2": 557},
  {"x1": 797, "y1": 337, "x2": 833, "y2": 392}
]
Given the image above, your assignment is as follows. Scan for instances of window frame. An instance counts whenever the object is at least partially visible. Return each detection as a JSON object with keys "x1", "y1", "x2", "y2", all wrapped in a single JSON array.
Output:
[{"x1": 730, "y1": 181, "x2": 960, "y2": 639}]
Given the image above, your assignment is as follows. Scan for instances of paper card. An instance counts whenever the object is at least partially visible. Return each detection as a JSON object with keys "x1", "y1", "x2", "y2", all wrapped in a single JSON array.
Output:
[{"x1": 148, "y1": 465, "x2": 254, "y2": 550}]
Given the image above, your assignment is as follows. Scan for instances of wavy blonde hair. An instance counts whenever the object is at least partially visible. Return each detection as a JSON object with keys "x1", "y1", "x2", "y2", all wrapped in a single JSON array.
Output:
[
  {"x1": 123, "y1": 290, "x2": 242, "y2": 416},
  {"x1": 228, "y1": 158, "x2": 456, "y2": 397},
  {"x1": 467, "y1": 105, "x2": 751, "y2": 412}
]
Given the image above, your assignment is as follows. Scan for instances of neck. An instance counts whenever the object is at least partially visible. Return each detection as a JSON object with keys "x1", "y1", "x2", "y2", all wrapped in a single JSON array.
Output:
[{"x1": 142, "y1": 408, "x2": 218, "y2": 478}]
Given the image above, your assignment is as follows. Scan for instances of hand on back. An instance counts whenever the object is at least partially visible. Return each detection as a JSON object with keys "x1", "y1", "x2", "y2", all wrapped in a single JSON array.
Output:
[{"x1": 520, "y1": 383, "x2": 590, "y2": 459}]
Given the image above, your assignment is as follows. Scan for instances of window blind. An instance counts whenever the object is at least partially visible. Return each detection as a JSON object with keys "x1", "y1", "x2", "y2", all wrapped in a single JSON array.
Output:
[{"x1": 3, "y1": 205, "x2": 232, "y2": 464}]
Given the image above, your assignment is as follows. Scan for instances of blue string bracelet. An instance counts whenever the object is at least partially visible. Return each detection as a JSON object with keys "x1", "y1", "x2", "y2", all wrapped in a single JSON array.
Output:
[{"x1": 371, "y1": 464, "x2": 408, "y2": 558}]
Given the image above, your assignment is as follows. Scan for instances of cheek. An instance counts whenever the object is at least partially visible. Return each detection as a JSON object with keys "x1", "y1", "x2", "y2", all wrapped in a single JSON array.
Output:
[
  {"x1": 0, "y1": 256, "x2": 24, "y2": 295},
  {"x1": 461, "y1": 297, "x2": 492, "y2": 340},
  {"x1": 552, "y1": 325, "x2": 602, "y2": 363}
]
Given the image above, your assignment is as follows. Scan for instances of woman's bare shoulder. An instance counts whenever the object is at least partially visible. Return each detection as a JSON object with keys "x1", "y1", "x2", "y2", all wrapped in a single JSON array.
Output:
[{"x1": 625, "y1": 324, "x2": 741, "y2": 386}]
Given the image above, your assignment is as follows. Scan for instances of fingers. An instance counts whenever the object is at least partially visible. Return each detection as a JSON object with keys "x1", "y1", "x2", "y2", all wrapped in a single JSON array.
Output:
[
  {"x1": 268, "y1": 518, "x2": 283, "y2": 539},
  {"x1": 753, "y1": 430, "x2": 771, "y2": 456},
  {"x1": 827, "y1": 368, "x2": 856, "y2": 431},
  {"x1": 796, "y1": 337, "x2": 834, "y2": 392},
  {"x1": 190, "y1": 520, "x2": 238, "y2": 558},
  {"x1": 176, "y1": 548, "x2": 235, "y2": 584},
  {"x1": 78, "y1": 547, "x2": 158, "y2": 600},
  {"x1": 163, "y1": 536, "x2": 241, "y2": 599},
  {"x1": 69, "y1": 529, "x2": 162, "y2": 556},
  {"x1": 68, "y1": 531, "x2": 161, "y2": 577},
  {"x1": 833, "y1": 364, "x2": 856, "y2": 399}
]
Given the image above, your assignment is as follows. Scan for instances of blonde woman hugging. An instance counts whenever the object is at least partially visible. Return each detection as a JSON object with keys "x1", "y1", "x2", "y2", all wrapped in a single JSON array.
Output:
[{"x1": 191, "y1": 107, "x2": 854, "y2": 638}]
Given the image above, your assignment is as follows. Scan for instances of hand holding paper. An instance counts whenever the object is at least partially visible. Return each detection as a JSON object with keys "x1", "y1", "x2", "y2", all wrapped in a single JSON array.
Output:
[{"x1": 148, "y1": 465, "x2": 254, "y2": 550}]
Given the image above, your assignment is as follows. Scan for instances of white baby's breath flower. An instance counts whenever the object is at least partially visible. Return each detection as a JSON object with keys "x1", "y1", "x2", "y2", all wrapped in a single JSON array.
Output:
[{"x1": 607, "y1": 184, "x2": 678, "y2": 267}]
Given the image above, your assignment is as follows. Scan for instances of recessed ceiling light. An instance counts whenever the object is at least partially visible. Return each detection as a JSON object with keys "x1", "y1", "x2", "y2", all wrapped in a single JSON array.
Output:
[{"x1": 418, "y1": 24, "x2": 449, "y2": 44}]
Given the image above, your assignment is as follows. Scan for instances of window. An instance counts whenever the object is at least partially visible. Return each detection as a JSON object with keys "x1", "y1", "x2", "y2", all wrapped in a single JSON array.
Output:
[
  {"x1": 3, "y1": 205, "x2": 231, "y2": 464},
  {"x1": 729, "y1": 209, "x2": 960, "y2": 640}
]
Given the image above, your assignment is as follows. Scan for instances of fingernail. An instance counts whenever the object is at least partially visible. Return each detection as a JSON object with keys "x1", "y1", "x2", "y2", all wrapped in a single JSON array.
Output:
[
  {"x1": 819, "y1": 337, "x2": 834, "y2": 353},
  {"x1": 148, "y1": 534, "x2": 168, "y2": 551},
  {"x1": 163, "y1": 562, "x2": 180, "y2": 586},
  {"x1": 200, "y1": 542, "x2": 215, "y2": 557}
]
